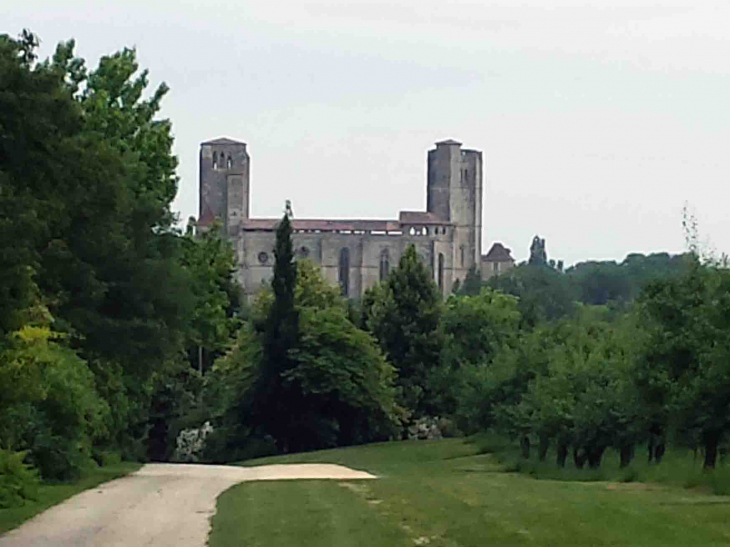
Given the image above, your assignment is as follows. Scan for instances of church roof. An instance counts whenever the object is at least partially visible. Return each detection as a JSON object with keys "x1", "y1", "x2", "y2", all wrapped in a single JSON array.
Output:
[
  {"x1": 241, "y1": 218, "x2": 401, "y2": 232},
  {"x1": 201, "y1": 137, "x2": 246, "y2": 145},
  {"x1": 399, "y1": 211, "x2": 450, "y2": 225},
  {"x1": 483, "y1": 242, "x2": 514, "y2": 262}
]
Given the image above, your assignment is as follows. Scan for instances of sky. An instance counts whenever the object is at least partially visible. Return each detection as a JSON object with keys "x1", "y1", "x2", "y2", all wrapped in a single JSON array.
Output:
[{"x1": 4, "y1": 1, "x2": 729, "y2": 266}]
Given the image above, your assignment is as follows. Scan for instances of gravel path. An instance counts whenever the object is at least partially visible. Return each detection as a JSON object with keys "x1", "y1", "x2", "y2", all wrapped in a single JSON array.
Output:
[{"x1": 0, "y1": 463, "x2": 376, "y2": 546}]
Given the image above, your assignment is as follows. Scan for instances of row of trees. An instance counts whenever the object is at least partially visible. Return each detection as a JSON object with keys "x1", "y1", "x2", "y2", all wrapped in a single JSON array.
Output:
[
  {"x1": 204, "y1": 215, "x2": 728, "y2": 471},
  {"x1": 0, "y1": 31, "x2": 241, "y2": 495}
]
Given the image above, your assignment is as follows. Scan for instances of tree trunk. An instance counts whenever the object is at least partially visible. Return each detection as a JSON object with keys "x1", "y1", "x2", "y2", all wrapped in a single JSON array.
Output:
[
  {"x1": 556, "y1": 443, "x2": 568, "y2": 467},
  {"x1": 654, "y1": 441, "x2": 665, "y2": 464},
  {"x1": 704, "y1": 431, "x2": 720, "y2": 470},
  {"x1": 619, "y1": 444, "x2": 634, "y2": 468},
  {"x1": 520, "y1": 436, "x2": 531, "y2": 459},
  {"x1": 538, "y1": 435, "x2": 549, "y2": 462},
  {"x1": 573, "y1": 447, "x2": 586, "y2": 469},
  {"x1": 587, "y1": 445, "x2": 606, "y2": 469}
]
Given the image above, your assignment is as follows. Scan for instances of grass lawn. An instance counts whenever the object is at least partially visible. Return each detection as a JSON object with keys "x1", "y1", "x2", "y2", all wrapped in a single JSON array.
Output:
[
  {"x1": 0, "y1": 462, "x2": 141, "y2": 535},
  {"x1": 209, "y1": 439, "x2": 730, "y2": 547}
]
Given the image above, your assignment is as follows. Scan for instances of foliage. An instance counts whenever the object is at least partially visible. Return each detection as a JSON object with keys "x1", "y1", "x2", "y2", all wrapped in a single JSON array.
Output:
[
  {"x1": 0, "y1": 323, "x2": 108, "y2": 480},
  {"x1": 455, "y1": 265, "x2": 482, "y2": 296},
  {"x1": 637, "y1": 259, "x2": 730, "y2": 468},
  {"x1": 365, "y1": 245, "x2": 443, "y2": 415},
  {"x1": 208, "y1": 252, "x2": 400, "y2": 457},
  {"x1": 433, "y1": 288, "x2": 521, "y2": 415},
  {"x1": 0, "y1": 450, "x2": 39, "y2": 509},
  {"x1": 487, "y1": 262, "x2": 577, "y2": 326}
]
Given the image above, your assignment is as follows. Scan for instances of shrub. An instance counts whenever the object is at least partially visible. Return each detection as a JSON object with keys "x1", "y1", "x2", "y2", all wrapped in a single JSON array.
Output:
[{"x1": 0, "y1": 450, "x2": 39, "y2": 508}]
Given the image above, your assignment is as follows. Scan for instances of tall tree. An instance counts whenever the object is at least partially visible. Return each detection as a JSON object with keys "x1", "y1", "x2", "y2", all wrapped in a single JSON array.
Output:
[
  {"x1": 249, "y1": 210, "x2": 301, "y2": 452},
  {"x1": 366, "y1": 245, "x2": 443, "y2": 415}
]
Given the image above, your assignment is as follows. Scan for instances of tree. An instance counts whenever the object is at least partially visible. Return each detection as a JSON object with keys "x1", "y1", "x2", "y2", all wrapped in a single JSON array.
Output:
[
  {"x1": 637, "y1": 261, "x2": 730, "y2": 469},
  {"x1": 208, "y1": 259, "x2": 400, "y2": 457},
  {"x1": 456, "y1": 265, "x2": 483, "y2": 296},
  {"x1": 248, "y1": 210, "x2": 300, "y2": 452},
  {"x1": 435, "y1": 288, "x2": 521, "y2": 415},
  {"x1": 366, "y1": 245, "x2": 443, "y2": 415},
  {"x1": 0, "y1": 31, "x2": 194, "y2": 460}
]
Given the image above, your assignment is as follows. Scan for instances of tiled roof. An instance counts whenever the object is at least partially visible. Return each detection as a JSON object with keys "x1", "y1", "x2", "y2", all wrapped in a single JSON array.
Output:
[
  {"x1": 482, "y1": 242, "x2": 514, "y2": 262},
  {"x1": 398, "y1": 211, "x2": 450, "y2": 225},
  {"x1": 241, "y1": 218, "x2": 401, "y2": 232}
]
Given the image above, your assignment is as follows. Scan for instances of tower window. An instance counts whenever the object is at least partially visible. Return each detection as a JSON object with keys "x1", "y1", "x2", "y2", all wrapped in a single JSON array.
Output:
[
  {"x1": 227, "y1": 155, "x2": 233, "y2": 169},
  {"x1": 339, "y1": 248, "x2": 350, "y2": 296},
  {"x1": 212, "y1": 152, "x2": 218, "y2": 170},
  {"x1": 380, "y1": 248, "x2": 390, "y2": 282},
  {"x1": 438, "y1": 253, "x2": 444, "y2": 292}
]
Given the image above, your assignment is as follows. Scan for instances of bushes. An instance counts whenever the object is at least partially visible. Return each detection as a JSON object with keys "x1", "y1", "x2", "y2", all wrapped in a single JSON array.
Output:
[
  {"x1": 0, "y1": 450, "x2": 39, "y2": 508},
  {"x1": 0, "y1": 326, "x2": 107, "y2": 480}
]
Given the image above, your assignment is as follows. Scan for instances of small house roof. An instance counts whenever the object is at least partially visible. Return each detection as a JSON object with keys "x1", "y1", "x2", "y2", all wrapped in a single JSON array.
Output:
[{"x1": 482, "y1": 242, "x2": 514, "y2": 262}]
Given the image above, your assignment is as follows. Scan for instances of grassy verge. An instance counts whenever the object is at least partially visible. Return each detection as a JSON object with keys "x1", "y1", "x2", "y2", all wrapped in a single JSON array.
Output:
[
  {"x1": 0, "y1": 462, "x2": 141, "y2": 535},
  {"x1": 209, "y1": 439, "x2": 730, "y2": 546}
]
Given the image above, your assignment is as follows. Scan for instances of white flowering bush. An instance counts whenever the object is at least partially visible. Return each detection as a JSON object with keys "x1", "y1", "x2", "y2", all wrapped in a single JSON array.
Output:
[{"x1": 172, "y1": 421, "x2": 214, "y2": 463}]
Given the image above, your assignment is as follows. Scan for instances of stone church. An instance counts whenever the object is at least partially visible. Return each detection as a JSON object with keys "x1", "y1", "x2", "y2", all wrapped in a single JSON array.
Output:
[{"x1": 197, "y1": 137, "x2": 514, "y2": 297}]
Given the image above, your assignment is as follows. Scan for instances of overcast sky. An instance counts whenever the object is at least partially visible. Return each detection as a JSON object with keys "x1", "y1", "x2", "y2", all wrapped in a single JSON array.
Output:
[{"x1": 5, "y1": 1, "x2": 729, "y2": 265}]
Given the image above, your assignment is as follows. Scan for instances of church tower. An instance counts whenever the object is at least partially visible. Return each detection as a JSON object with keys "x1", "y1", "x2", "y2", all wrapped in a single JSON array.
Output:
[
  {"x1": 199, "y1": 138, "x2": 250, "y2": 234},
  {"x1": 426, "y1": 139, "x2": 483, "y2": 281}
]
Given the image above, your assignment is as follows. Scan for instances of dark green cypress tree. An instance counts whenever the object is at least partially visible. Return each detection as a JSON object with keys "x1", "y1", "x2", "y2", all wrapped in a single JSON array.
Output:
[{"x1": 253, "y1": 209, "x2": 300, "y2": 452}]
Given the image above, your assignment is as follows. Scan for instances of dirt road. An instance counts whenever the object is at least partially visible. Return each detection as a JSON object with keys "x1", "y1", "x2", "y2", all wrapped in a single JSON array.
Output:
[{"x1": 0, "y1": 463, "x2": 376, "y2": 546}]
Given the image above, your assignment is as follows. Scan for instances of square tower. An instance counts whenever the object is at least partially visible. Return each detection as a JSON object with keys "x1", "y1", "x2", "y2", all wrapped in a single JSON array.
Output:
[
  {"x1": 426, "y1": 139, "x2": 483, "y2": 280},
  {"x1": 199, "y1": 138, "x2": 250, "y2": 234}
]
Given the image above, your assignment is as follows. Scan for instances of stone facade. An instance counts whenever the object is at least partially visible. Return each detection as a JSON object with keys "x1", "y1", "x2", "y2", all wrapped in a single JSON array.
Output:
[{"x1": 199, "y1": 137, "x2": 500, "y2": 298}]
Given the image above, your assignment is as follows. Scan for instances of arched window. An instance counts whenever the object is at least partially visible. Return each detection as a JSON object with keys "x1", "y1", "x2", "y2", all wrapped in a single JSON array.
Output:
[
  {"x1": 339, "y1": 248, "x2": 350, "y2": 296},
  {"x1": 212, "y1": 152, "x2": 218, "y2": 170},
  {"x1": 422, "y1": 227, "x2": 429, "y2": 236},
  {"x1": 409, "y1": 227, "x2": 416, "y2": 236},
  {"x1": 379, "y1": 248, "x2": 390, "y2": 282},
  {"x1": 438, "y1": 253, "x2": 445, "y2": 292},
  {"x1": 227, "y1": 155, "x2": 233, "y2": 169}
]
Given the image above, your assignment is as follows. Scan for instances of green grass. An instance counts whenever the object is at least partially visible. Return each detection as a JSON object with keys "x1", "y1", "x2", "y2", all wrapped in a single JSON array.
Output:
[
  {"x1": 0, "y1": 462, "x2": 141, "y2": 535},
  {"x1": 209, "y1": 439, "x2": 730, "y2": 547}
]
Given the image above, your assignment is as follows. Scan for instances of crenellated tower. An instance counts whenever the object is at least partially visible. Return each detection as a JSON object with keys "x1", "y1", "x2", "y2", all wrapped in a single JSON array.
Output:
[
  {"x1": 427, "y1": 139, "x2": 483, "y2": 281},
  {"x1": 199, "y1": 137, "x2": 250, "y2": 234}
]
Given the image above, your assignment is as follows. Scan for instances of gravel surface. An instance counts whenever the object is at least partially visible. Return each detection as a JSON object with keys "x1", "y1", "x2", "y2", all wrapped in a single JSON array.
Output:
[{"x1": 0, "y1": 463, "x2": 376, "y2": 546}]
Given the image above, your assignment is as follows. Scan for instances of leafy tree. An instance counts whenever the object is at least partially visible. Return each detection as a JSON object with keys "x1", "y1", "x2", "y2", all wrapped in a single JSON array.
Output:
[
  {"x1": 456, "y1": 265, "x2": 483, "y2": 296},
  {"x1": 0, "y1": 31, "x2": 194, "y2": 460},
  {"x1": 0, "y1": 317, "x2": 107, "y2": 479},
  {"x1": 434, "y1": 289, "x2": 521, "y2": 415},
  {"x1": 637, "y1": 260, "x2": 730, "y2": 469},
  {"x1": 208, "y1": 259, "x2": 399, "y2": 457},
  {"x1": 365, "y1": 245, "x2": 443, "y2": 415},
  {"x1": 180, "y1": 224, "x2": 241, "y2": 373}
]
